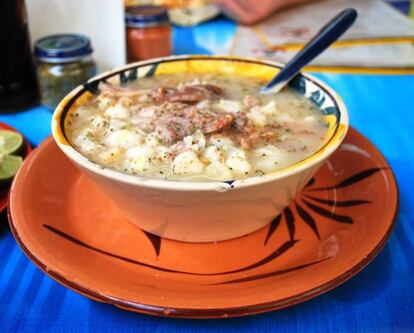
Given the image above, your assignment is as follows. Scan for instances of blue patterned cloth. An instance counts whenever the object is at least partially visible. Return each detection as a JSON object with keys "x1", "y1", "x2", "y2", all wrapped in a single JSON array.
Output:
[{"x1": 0, "y1": 17, "x2": 413, "y2": 332}]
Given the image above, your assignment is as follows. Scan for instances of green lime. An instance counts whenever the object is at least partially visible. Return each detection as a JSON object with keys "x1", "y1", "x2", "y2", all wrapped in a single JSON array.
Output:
[
  {"x1": 0, "y1": 154, "x2": 23, "y2": 182},
  {"x1": 0, "y1": 130, "x2": 23, "y2": 155}
]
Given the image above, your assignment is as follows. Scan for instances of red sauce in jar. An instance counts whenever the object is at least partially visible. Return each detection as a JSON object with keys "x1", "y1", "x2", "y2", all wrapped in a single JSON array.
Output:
[{"x1": 125, "y1": 6, "x2": 172, "y2": 62}]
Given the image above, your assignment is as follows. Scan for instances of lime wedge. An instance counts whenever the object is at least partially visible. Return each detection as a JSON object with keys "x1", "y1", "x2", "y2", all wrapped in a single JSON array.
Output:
[
  {"x1": 0, "y1": 154, "x2": 23, "y2": 182},
  {"x1": 0, "y1": 130, "x2": 23, "y2": 155}
]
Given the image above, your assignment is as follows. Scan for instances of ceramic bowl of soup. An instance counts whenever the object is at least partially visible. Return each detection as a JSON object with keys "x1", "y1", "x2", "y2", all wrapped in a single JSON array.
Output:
[{"x1": 52, "y1": 55, "x2": 348, "y2": 242}]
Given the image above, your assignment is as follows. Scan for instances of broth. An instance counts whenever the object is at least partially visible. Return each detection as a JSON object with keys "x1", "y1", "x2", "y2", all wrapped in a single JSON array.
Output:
[{"x1": 65, "y1": 73, "x2": 328, "y2": 181}]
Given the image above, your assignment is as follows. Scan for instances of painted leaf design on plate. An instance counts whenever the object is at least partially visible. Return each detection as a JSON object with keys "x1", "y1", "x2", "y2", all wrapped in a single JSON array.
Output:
[
  {"x1": 305, "y1": 177, "x2": 316, "y2": 188},
  {"x1": 310, "y1": 167, "x2": 387, "y2": 191},
  {"x1": 295, "y1": 202, "x2": 320, "y2": 240},
  {"x1": 302, "y1": 199, "x2": 353, "y2": 224},
  {"x1": 212, "y1": 257, "x2": 331, "y2": 285},
  {"x1": 43, "y1": 224, "x2": 184, "y2": 274},
  {"x1": 264, "y1": 214, "x2": 282, "y2": 245},
  {"x1": 304, "y1": 195, "x2": 371, "y2": 207},
  {"x1": 284, "y1": 207, "x2": 295, "y2": 241},
  {"x1": 43, "y1": 225, "x2": 298, "y2": 276},
  {"x1": 142, "y1": 230, "x2": 162, "y2": 257}
]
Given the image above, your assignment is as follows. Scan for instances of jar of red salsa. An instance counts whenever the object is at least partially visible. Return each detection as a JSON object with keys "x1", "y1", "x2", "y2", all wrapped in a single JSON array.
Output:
[{"x1": 125, "y1": 6, "x2": 172, "y2": 62}]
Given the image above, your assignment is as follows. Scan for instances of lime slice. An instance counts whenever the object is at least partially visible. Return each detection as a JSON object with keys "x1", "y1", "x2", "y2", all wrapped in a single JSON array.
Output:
[
  {"x1": 0, "y1": 154, "x2": 23, "y2": 182},
  {"x1": 0, "y1": 130, "x2": 23, "y2": 155}
]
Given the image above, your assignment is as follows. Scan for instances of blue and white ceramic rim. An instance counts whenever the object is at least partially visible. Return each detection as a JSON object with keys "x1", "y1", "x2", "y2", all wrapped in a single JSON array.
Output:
[{"x1": 52, "y1": 55, "x2": 349, "y2": 192}]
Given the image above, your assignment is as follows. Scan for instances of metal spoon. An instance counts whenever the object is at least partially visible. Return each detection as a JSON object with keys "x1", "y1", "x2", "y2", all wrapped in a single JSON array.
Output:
[{"x1": 261, "y1": 8, "x2": 358, "y2": 94}]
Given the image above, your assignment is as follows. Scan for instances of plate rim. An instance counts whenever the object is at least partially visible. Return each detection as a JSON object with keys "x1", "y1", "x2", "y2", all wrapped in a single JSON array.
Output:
[{"x1": 7, "y1": 128, "x2": 399, "y2": 318}]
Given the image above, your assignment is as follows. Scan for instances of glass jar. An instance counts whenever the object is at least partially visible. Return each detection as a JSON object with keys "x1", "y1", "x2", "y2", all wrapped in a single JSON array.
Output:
[
  {"x1": 35, "y1": 34, "x2": 97, "y2": 110},
  {"x1": 125, "y1": 6, "x2": 172, "y2": 62}
]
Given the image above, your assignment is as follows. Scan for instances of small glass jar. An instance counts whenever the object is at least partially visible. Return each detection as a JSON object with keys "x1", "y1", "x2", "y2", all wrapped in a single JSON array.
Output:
[
  {"x1": 35, "y1": 34, "x2": 97, "y2": 110},
  {"x1": 125, "y1": 6, "x2": 172, "y2": 62}
]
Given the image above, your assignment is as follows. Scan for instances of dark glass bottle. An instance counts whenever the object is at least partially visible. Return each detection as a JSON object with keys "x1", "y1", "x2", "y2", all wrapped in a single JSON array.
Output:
[{"x1": 0, "y1": 0, "x2": 39, "y2": 112}]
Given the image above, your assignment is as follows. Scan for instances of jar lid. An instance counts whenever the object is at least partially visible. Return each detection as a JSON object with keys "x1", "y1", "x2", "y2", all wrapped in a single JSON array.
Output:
[
  {"x1": 125, "y1": 5, "x2": 169, "y2": 28},
  {"x1": 35, "y1": 34, "x2": 93, "y2": 63}
]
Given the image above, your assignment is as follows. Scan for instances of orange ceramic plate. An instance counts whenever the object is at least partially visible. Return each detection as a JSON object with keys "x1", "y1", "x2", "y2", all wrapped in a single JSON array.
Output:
[
  {"x1": 0, "y1": 122, "x2": 31, "y2": 214},
  {"x1": 8, "y1": 128, "x2": 398, "y2": 318}
]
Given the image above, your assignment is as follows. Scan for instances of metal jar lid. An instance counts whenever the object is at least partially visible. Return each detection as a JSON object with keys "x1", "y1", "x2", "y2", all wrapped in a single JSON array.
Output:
[
  {"x1": 125, "y1": 5, "x2": 169, "y2": 28},
  {"x1": 35, "y1": 34, "x2": 93, "y2": 63}
]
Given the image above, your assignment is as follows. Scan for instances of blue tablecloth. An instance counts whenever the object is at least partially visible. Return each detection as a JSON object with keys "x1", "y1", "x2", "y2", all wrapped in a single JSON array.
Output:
[{"x1": 1, "y1": 18, "x2": 413, "y2": 332}]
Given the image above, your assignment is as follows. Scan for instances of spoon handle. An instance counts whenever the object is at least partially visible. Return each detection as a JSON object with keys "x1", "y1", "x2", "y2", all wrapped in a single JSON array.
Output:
[{"x1": 261, "y1": 8, "x2": 358, "y2": 94}]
